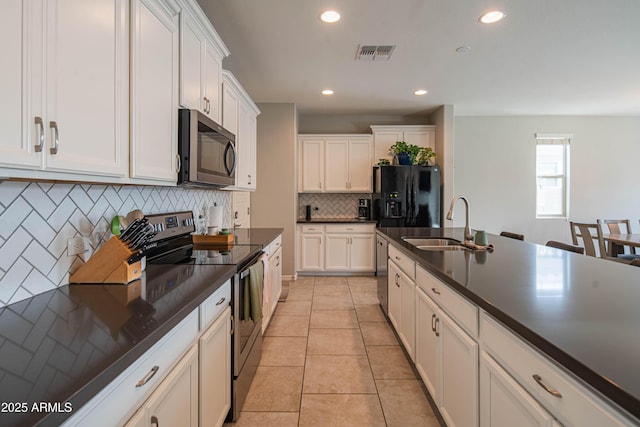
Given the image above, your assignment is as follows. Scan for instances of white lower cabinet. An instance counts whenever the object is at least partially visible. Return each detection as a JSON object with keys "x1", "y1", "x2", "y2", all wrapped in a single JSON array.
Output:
[
  {"x1": 414, "y1": 265, "x2": 479, "y2": 427},
  {"x1": 480, "y1": 351, "x2": 558, "y2": 427},
  {"x1": 263, "y1": 235, "x2": 283, "y2": 332},
  {"x1": 298, "y1": 224, "x2": 375, "y2": 273},
  {"x1": 480, "y1": 312, "x2": 634, "y2": 427},
  {"x1": 199, "y1": 306, "x2": 232, "y2": 427},
  {"x1": 126, "y1": 345, "x2": 199, "y2": 427},
  {"x1": 388, "y1": 256, "x2": 416, "y2": 361}
]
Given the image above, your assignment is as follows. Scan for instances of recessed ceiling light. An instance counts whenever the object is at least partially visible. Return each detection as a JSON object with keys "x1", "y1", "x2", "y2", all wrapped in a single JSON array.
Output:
[
  {"x1": 322, "y1": 89, "x2": 334, "y2": 95},
  {"x1": 414, "y1": 89, "x2": 428, "y2": 96},
  {"x1": 320, "y1": 10, "x2": 341, "y2": 23},
  {"x1": 479, "y1": 10, "x2": 505, "y2": 24}
]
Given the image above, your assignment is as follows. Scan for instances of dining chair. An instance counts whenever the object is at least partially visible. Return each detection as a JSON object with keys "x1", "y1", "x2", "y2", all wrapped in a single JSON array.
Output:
[
  {"x1": 569, "y1": 222, "x2": 607, "y2": 258},
  {"x1": 545, "y1": 240, "x2": 585, "y2": 254},
  {"x1": 597, "y1": 219, "x2": 636, "y2": 255},
  {"x1": 500, "y1": 231, "x2": 524, "y2": 241}
]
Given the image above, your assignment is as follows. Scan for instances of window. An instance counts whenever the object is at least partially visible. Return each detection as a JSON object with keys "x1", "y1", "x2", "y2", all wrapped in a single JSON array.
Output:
[{"x1": 535, "y1": 133, "x2": 571, "y2": 218}]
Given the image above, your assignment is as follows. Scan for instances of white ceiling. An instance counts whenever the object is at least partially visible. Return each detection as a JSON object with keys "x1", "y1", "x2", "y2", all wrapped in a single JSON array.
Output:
[{"x1": 198, "y1": 0, "x2": 640, "y2": 116}]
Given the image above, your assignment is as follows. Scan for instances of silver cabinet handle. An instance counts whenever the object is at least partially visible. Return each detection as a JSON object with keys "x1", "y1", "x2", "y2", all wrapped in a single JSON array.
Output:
[
  {"x1": 136, "y1": 365, "x2": 159, "y2": 387},
  {"x1": 395, "y1": 273, "x2": 400, "y2": 287},
  {"x1": 49, "y1": 121, "x2": 59, "y2": 154},
  {"x1": 431, "y1": 313, "x2": 436, "y2": 332},
  {"x1": 532, "y1": 374, "x2": 563, "y2": 398},
  {"x1": 276, "y1": 255, "x2": 280, "y2": 267},
  {"x1": 346, "y1": 228, "x2": 354, "y2": 231},
  {"x1": 34, "y1": 117, "x2": 45, "y2": 152},
  {"x1": 151, "y1": 415, "x2": 159, "y2": 427},
  {"x1": 176, "y1": 154, "x2": 181, "y2": 173},
  {"x1": 434, "y1": 317, "x2": 440, "y2": 337},
  {"x1": 431, "y1": 288, "x2": 441, "y2": 295},
  {"x1": 215, "y1": 297, "x2": 226, "y2": 306},
  {"x1": 248, "y1": 174, "x2": 252, "y2": 184}
]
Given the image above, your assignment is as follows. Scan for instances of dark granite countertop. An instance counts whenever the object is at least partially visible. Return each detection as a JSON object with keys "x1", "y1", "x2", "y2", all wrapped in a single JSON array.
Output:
[
  {"x1": 297, "y1": 218, "x2": 377, "y2": 224},
  {"x1": 0, "y1": 228, "x2": 283, "y2": 427},
  {"x1": 377, "y1": 227, "x2": 640, "y2": 421}
]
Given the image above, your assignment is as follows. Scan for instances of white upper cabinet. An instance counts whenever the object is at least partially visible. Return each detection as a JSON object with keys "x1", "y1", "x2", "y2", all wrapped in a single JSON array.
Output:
[
  {"x1": 178, "y1": 0, "x2": 228, "y2": 123},
  {"x1": 130, "y1": 0, "x2": 180, "y2": 183},
  {"x1": 298, "y1": 135, "x2": 373, "y2": 193},
  {"x1": 0, "y1": 0, "x2": 129, "y2": 179},
  {"x1": 371, "y1": 125, "x2": 435, "y2": 166},
  {"x1": 222, "y1": 70, "x2": 260, "y2": 191}
]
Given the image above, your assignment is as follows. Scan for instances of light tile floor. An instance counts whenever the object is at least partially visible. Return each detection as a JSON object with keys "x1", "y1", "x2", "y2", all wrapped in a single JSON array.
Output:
[{"x1": 226, "y1": 276, "x2": 442, "y2": 427}]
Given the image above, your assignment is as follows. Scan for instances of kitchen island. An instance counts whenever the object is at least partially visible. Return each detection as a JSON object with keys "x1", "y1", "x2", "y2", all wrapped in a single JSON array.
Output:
[{"x1": 377, "y1": 227, "x2": 640, "y2": 425}]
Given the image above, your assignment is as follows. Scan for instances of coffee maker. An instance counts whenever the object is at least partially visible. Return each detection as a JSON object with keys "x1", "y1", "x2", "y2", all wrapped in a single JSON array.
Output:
[{"x1": 358, "y1": 199, "x2": 371, "y2": 220}]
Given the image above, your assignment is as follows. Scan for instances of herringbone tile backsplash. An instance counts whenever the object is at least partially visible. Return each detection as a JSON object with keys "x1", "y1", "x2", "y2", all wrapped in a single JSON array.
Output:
[
  {"x1": 298, "y1": 193, "x2": 371, "y2": 219},
  {"x1": 0, "y1": 181, "x2": 231, "y2": 307}
]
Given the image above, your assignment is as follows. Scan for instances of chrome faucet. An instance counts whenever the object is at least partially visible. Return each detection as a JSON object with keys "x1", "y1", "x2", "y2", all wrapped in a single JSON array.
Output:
[{"x1": 446, "y1": 195, "x2": 473, "y2": 243}]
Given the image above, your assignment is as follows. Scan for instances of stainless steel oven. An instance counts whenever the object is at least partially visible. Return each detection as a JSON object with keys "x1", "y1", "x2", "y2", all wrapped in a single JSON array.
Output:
[
  {"x1": 177, "y1": 109, "x2": 236, "y2": 187},
  {"x1": 230, "y1": 250, "x2": 264, "y2": 421}
]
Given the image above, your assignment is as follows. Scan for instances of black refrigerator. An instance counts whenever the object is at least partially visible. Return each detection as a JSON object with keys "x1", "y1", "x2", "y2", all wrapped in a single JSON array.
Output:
[{"x1": 372, "y1": 165, "x2": 441, "y2": 227}]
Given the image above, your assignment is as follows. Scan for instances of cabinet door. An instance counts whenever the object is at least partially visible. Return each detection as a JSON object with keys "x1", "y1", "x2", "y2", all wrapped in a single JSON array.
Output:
[
  {"x1": 232, "y1": 191, "x2": 250, "y2": 228},
  {"x1": 200, "y1": 307, "x2": 231, "y2": 427},
  {"x1": 204, "y1": 44, "x2": 222, "y2": 122},
  {"x1": 399, "y1": 272, "x2": 416, "y2": 360},
  {"x1": 324, "y1": 139, "x2": 349, "y2": 191},
  {"x1": 372, "y1": 129, "x2": 404, "y2": 166},
  {"x1": 404, "y1": 128, "x2": 435, "y2": 150},
  {"x1": 179, "y1": 13, "x2": 204, "y2": 111},
  {"x1": 299, "y1": 139, "x2": 324, "y2": 192},
  {"x1": 348, "y1": 138, "x2": 373, "y2": 192},
  {"x1": 387, "y1": 260, "x2": 402, "y2": 330},
  {"x1": 44, "y1": 0, "x2": 128, "y2": 176},
  {"x1": 325, "y1": 234, "x2": 350, "y2": 270},
  {"x1": 271, "y1": 246, "x2": 282, "y2": 310},
  {"x1": 143, "y1": 345, "x2": 198, "y2": 427},
  {"x1": 480, "y1": 351, "x2": 556, "y2": 427},
  {"x1": 236, "y1": 100, "x2": 250, "y2": 188},
  {"x1": 245, "y1": 112, "x2": 257, "y2": 190},
  {"x1": 439, "y1": 309, "x2": 479, "y2": 427},
  {"x1": 299, "y1": 233, "x2": 324, "y2": 270},
  {"x1": 130, "y1": 0, "x2": 179, "y2": 182},
  {"x1": 0, "y1": 1, "x2": 39, "y2": 168},
  {"x1": 349, "y1": 234, "x2": 375, "y2": 271},
  {"x1": 416, "y1": 287, "x2": 440, "y2": 402},
  {"x1": 222, "y1": 80, "x2": 239, "y2": 135}
]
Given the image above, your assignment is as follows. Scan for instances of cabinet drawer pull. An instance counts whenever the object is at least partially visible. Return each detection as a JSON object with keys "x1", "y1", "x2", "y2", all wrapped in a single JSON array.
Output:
[
  {"x1": 248, "y1": 174, "x2": 252, "y2": 184},
  {"x1": 395, "y1": 256, "x2": 401, "y2": 261},
  {"x1": 151, "y1": 415, "x2": 159, "y2": 427},
  {"x1": 346, "y1": 228, "x2": 354, "y2": 231},
  {"x1": 431, "y1": 288, "x2": 441, "y2": 295},
  {"x1": 34, "y1": 117, "x2": 45, "y2": 152},
  {"x1": 176, "y1": 154, "x2": 181, "y2": 173},
  {"x1": 136, "y1": 365, "x2": 159, "y2": 388},
  {"x1": 532, "y1": 374, "x2": 563, "y2": 398},
  {"x1": 395, "y1": 273, "x2": 400, "y2": 287},
  {"x1": 49, "y1": 121, "x2": 59, "y2": 154},
  {"x1": 434, "y1": 317, "x2": 440, "y2": 337},
  {"x1": 431, "y1": 313, "x2": 436, "y2": 332},
  {"x1": 215, "y1": 297, "x2": 226, "y2": 306}
]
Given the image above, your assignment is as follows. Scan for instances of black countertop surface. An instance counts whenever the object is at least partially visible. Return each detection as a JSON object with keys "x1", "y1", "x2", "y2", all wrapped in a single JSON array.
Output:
[
  {"x1": 297, "y1": 218, "x2": 377, "y2": 224},
  {"x1": 377, "y1": 227, "x2": 640, "y2": 421},
  {"x1": 0, "y1": 228, "x2": 283, "y2": 427}
]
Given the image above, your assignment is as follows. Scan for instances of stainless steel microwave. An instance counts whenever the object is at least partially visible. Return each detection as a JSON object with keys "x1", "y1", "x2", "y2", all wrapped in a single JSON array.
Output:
[{"x1": 177, "y1": 109, "x2": 236, "y2": 187}]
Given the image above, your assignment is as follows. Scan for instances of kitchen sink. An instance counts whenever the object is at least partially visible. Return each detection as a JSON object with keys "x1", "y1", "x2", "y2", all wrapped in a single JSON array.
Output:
[{"x1": 402, "y1": 237, "x2": 471, "y2": 251}]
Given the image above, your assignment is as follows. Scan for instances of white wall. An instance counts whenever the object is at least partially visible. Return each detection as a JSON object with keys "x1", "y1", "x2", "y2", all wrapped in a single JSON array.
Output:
[
  {"x1": 453, "y1": 116, "x2": 640, "y2": 244},
  {"x1": 251, "y1": 103, "x2": 298, "y2": 278}
]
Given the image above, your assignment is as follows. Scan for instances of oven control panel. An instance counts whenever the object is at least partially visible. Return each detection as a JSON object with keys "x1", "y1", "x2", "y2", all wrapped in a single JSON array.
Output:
[{"x1": 146, "y1": 211, "x2": 195, "y2": 243}]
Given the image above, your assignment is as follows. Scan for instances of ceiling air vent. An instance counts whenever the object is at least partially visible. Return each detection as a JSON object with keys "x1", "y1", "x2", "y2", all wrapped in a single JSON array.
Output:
[{"x1": 356, "y1": 44, "x2": 396, "y2": 61}]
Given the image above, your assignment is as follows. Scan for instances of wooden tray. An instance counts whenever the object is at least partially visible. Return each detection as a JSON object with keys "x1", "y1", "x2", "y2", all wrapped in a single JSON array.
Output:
[{"x1": 192, "y1": 233, "x2": 234, "y2": 246}]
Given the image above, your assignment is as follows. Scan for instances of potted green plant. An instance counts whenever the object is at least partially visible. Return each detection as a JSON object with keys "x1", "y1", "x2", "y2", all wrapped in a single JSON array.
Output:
[
  {"x1": 389, "y1": 141, "x2": 421, "y2": 165},
  {"x1": 417, "y1": 147, "x2": 436, "y2": 166}
]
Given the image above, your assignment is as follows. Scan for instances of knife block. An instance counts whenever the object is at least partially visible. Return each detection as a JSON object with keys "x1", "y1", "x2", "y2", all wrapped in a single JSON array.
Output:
[{"x1": 69, "y1": 236, "x2": 142, "y2": 284}]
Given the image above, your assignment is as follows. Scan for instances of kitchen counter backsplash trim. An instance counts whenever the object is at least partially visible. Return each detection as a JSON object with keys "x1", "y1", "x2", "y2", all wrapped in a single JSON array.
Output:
[
  {"x1": 377, "y1": 227, "x2": 640, "y2": 421},
  {"x1": 0, "y1": 180, "x2": 232, "y2": 308}
]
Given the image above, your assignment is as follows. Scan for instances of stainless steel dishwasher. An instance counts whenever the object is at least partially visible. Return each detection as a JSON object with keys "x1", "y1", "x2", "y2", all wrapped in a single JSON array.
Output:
[{"x1": 376, "y1": 235, "x2": 388, "y2": 316}]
